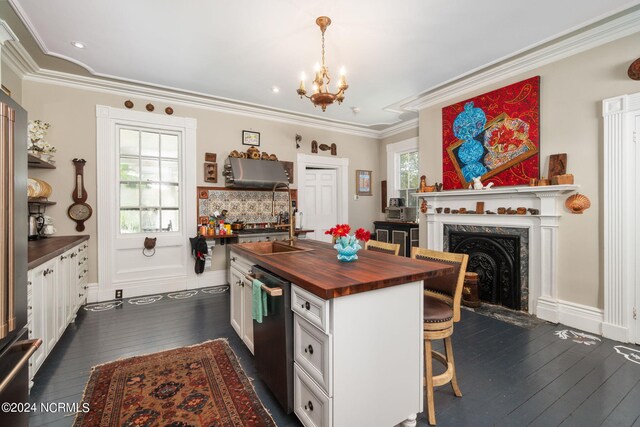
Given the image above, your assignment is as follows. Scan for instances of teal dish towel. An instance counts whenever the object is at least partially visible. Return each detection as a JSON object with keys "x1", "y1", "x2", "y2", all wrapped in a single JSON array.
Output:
[{"x1": 252, "y1": 279, "x2": 268, "y2": 323}]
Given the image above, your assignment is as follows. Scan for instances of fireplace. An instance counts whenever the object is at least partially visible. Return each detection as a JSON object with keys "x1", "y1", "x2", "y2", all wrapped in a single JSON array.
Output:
[{"x1": 444, "y1": 225, "x2": 529, "y2": 311}]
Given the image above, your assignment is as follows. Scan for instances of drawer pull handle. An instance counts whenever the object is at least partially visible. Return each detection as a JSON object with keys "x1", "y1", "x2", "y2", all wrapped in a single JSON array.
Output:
[
  {"x1": 231, "y1": 257, "x2": 237, "y2": 262},
  {"x1": 304, "y1": 344, "x2": 314, "y2": 355},
  {"x1": 306, "y1": 401, "x2": 314, "y2": 411},
  {"x1": 305, "y1": 302, "x2": 310, "y2": 310}
]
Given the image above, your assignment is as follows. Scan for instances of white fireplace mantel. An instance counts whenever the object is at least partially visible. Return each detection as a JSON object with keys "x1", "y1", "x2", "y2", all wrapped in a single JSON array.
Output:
[{"x1": 414, "y1": 184, "x2": 578, "y2": 322}]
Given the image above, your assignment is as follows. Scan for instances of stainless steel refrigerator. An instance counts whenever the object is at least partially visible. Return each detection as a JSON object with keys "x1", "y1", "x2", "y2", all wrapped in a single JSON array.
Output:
[{"x1": 0, "y1": 92, "x2": 41, "y2": 426}]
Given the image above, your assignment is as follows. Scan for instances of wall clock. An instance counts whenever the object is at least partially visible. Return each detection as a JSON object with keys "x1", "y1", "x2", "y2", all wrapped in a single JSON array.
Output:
[{"x1": 68, "y1": 158, "x2": 93, "y2": 231}]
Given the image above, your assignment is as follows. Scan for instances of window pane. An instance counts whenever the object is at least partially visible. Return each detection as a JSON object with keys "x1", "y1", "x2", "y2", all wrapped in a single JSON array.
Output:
[
  {"x1": 141, "y1": 159, "x2": 160, "y2": 182},
  {"x1": 120, "y1": 129, "x2": 139, "y2": 155},
  {"x1": 120, "y1": 210, "x2": 140, "y2": 233},
  {"x1": 161, "y1": 160, "x2": 179, "y2": 183},
  {"x1": 400, "y1": 170, "x2": 409, "y2": 190},
  {"x1": 141, "y1": 183, "x2": 159, "y2": 207},
  {"x1": 120, "y1": 157, "x2": 139, "y2": 181},
  {"x1": 161, "y1": 209, "x2": 179, "y2": 232},
  {"x1": 141, "y1": 132, "x2": 160, "y2": 157},
  {"x1": 120, "y1": 183, "x2": 139, "y2": 207},
  {"x1": 161, "y1": 184, "x2": 179, "y2": 208},
  {"x1": 141, "y1": 208, "x2": 160, "y2": 232},
  {"x1": 161, "y1": 134, "x2": 179, "y2": 158},
  {"x1": 399, "y1": 151, "x2": 419, "y2": 190}
]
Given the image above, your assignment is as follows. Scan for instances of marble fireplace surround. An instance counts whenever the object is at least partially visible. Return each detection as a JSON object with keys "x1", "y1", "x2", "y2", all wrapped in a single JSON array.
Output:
[{"x1": 416, "y1": 185, "x2": 578, "y2": 322}]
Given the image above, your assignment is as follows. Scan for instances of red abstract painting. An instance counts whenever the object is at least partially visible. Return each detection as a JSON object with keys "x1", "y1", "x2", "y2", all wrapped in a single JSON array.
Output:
[{"x1": 442, "y1": 76, "x2": 540, "y2": 189}]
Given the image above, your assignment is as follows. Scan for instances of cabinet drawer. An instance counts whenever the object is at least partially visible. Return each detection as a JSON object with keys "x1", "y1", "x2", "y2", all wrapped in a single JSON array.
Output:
[
  {"x1": 294, "y1": 363, "x2": 332, "y2": 427},
  {"x1": 229, "y1": 252, "x2": 253, "y2": 275},
  {"x1": 292, "y1": 285, "x2": 329, "y2": 334},
  {"x1": 294, "y1": 315, "x2": 332, "y2": 396}
]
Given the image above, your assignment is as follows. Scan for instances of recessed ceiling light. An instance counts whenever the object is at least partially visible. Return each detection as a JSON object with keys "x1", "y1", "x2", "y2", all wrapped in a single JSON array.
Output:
[
  {"x1": 271, "y1": 86, "x2": 280, "y2": 93},
  {"x1": 71, "y1": 41, "x2": 86, "y2": 49}
]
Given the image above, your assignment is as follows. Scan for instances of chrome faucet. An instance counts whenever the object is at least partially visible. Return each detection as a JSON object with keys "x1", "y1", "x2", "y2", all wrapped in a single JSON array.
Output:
[{"x1": 272, "y1": 182, "x2": 295, "y2": 245}]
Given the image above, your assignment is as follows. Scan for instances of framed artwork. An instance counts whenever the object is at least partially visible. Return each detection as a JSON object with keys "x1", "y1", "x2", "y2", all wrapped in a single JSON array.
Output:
[
  {"x1": 442, "y1": 76, "x2": 540, "y2": 189},
  {"x1": 242, "y1": 130, "x2": 260, "y2": 146},
  {"x1": 356, "y1": 170, "x2": 372, "y2": 196}
]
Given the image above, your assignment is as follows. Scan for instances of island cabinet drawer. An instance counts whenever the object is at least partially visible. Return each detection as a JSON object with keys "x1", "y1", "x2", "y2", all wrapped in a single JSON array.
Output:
[
  {"x1": 294, "y1": 315, "x2": 332, "y2": 396},
  {"x1": 292, "y1": 285, "x2": 329, "y2": 334},
  {"x1": 294, "y1": 363, "x2": 332, "y2": 427},
  {"x1": 229, "y1": 252, "x2": 253, "y2": 274}
]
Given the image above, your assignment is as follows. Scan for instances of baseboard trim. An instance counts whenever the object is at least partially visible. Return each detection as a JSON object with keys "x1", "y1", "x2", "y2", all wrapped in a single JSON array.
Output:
[
  {"x1": 602, "y1": 322, "x2": 631, "y2": 343},
  {"x1": 87, "y1": 270, "x2": 228, "y2": 303},
  {"x1": 537, "y1": 298, "x2": 604, "y2": 336}
]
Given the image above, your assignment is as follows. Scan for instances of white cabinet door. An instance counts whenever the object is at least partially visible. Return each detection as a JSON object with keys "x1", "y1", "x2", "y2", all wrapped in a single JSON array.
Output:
[
  {"x1": 229, "y1": 267, "x2": 243, "y2": 338},
  {"x1": 43, "y1": 260, "x2": 58, "y2": 353},
  {"x1": 241, "y1": 276, "x2": 254, "y2": 354},
  {"x1": 29, "y1": 263, "x2": 48, "y2": 376},
  {"x1": 56, "y1": 252, "x2": 71, "y2": 339},
  {"x1": 66, "y1": 250, "x2": 78, "y2": 323}
]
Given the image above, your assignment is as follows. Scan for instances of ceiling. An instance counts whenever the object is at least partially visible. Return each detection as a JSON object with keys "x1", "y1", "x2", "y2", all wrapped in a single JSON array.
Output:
[{"x1": 6, "y1": 0, "x2": 640, "y2": 129}]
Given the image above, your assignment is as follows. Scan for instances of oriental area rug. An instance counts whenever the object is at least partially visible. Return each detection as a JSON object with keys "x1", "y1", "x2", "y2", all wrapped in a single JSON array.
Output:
[{"x1": 74, "y1": 339, "x2": 276, "y2": 427}]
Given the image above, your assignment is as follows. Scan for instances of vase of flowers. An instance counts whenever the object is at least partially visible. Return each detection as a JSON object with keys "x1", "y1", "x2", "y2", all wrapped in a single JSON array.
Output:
[
  {"x1": 325, "y1": 224, "x2": 371, "y2": 262},
  {"x1": 28, "y1": 120, "x2": 55, "y2": 161}
]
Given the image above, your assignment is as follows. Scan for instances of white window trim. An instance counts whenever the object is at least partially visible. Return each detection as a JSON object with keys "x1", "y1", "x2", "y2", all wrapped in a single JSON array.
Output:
[
  {"x1": 386, "y1": 137, "x2": 419, "y2": 199},
  {"x1": 96, "y1": 105, "x2": 196, "y2": 294}
]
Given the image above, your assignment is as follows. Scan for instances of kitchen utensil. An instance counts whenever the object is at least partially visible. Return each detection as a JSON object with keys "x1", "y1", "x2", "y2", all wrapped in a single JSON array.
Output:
[{"x1": 231, "y1": 220, "x2": 245, "y2": 231}]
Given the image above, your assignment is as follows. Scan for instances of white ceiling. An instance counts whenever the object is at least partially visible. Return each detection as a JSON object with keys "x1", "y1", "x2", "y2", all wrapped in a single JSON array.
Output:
[{"x1": 8, "y1": 0, "x2": 640, "y2": 128}]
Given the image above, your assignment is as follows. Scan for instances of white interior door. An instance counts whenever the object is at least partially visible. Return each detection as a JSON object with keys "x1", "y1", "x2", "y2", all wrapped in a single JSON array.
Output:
[
  {"x1": 303, "y1": 169, "x2": 337, "y2": 242},
  {"x1": 635, "y1": 113, "x2": 640, "y2": 345},
  {"x1": 97, "y1": 106, "x2": 196, "y2": 301}
]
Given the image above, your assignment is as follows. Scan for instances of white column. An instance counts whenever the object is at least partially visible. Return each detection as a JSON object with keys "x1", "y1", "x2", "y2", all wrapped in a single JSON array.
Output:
[{"x1": 602, "y1": 95, "x2": 634, "y2": 343}]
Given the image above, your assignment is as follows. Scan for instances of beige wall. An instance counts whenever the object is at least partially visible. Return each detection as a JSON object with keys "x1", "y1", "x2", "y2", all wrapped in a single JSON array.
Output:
[
  {"x1": 21, "y1": 80, "x2": 381, "y2": 283},
  {"x1": 418, "y1": 31, "x2": 640, "y2": 310}
]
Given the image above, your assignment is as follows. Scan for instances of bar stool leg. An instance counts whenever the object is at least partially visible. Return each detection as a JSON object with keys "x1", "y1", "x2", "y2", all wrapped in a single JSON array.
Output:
[
  {"x1": 444, "y1": 336, "x2": 462, "y2": 398},
  {"x1": 424, "y1": 338, "x2": 436, "y2": 425}
]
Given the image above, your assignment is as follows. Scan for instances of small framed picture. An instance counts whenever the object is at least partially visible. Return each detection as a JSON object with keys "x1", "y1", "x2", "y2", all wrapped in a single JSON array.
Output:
[
  {"x1": 242, "y1": 130, "x2": 260, "y2": 146},
  {"x1": 356, "y1": 170, "x2": 372, "y2": 196}
]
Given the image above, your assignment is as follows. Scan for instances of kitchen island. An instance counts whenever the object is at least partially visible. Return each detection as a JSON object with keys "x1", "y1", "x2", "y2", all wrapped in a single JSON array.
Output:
[{"x1": 230, "y1": 240, "x2": 454, "y2": 427}]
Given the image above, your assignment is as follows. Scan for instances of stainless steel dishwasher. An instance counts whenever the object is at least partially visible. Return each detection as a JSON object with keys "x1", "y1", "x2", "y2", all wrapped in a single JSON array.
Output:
[{"x1": 252, "y1": 265, "x2": 294, "y2": 413}]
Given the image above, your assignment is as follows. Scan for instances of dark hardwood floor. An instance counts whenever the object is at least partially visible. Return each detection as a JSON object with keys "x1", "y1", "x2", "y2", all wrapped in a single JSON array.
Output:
[{"x1": 28, "y1": 289, "x2": 640, "y2": 426}]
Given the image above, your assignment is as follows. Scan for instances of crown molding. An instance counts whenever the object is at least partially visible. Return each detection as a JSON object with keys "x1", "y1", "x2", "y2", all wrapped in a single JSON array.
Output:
[
  {"x1": 378, "y1": 118, "x2": 419, "y2": 140},
  {"x1": 2, "y1": 42, "x2": 389, "y2": 140},
  {"x1": 401, "y1": 7, "x2": 640, "y2": 111}
]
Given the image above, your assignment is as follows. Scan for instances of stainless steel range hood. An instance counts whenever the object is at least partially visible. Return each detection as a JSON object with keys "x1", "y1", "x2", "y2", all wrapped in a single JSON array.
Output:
[{"x1": 223, "y1": 157, "x2": 290, "y2": 188}]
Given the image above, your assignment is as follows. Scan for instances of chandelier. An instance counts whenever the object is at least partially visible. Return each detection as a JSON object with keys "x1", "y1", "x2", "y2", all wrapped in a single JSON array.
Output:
[{"x1": 296, "y1": 16, "x2": 348, "y2": 111}]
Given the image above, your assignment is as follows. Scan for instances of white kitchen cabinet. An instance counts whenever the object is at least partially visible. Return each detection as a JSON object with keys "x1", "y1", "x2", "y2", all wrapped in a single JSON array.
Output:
[
  {"x1": 28, "y1": 240, "x2": 89, "y2": 383},
  {"x1": 229, "y1": 251, "x2": 254, "y2": 354},
  {"x1": 292, "y1": 282, "x2": 423, "y2": 427}
]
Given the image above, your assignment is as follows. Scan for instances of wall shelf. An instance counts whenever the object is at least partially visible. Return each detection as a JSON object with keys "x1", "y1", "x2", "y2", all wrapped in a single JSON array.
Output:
[
  {"x1": 28, "y1": 198, "x2": 56, "y2": 206},
  {"x1": 28, "y1": 153, "x2": 56, "y2": 169}
]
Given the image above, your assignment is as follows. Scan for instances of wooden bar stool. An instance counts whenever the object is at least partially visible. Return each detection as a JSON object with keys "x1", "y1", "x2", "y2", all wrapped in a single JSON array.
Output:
[
  {"x1": 364, "y1": 240, "x2": 401, "y2": 256},
  {"x1": 411, "y1": 247, "x2": 468, "y2": 425}
]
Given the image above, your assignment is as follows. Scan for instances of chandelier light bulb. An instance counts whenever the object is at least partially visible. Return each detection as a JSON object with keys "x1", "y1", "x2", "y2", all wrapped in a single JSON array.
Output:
[
  {"x1": 314, "y1": 63, "x2": 321, "y2": 72},
  {"x1": 340, "y1": 66, "x2": 346, "y2": 76},
  {"x1": 300, "y1": 72, "x2": 306, "y2": 81}
]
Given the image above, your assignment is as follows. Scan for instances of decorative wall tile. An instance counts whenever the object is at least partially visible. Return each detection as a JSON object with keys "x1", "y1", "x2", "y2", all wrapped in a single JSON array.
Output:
[{"x1": 198, "y1": 189, "x2": 290, "y2": 224}]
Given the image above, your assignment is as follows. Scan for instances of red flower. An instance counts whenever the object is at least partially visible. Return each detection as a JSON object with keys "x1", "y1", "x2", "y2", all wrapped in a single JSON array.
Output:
[
  {"x1": 355, "y1": 228, "x2": 371, "y2": 242},
  {"x1": 325, "y1": 224, "x2": 351, "y2": 238}
]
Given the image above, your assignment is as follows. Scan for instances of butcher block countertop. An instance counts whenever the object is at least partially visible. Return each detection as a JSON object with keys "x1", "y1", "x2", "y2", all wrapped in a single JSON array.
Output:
[
  {"x1": 28, "y1": 235, "x2": 90, "y2": 270},
  {"x1": 232, "y1": 239, "x2": 454, "y2": 299}
]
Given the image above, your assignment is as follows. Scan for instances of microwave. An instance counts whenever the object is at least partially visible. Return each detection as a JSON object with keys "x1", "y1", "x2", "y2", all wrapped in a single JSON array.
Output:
[{"x1": 385, "y1": 206, "x2": 416, "y2": 222}]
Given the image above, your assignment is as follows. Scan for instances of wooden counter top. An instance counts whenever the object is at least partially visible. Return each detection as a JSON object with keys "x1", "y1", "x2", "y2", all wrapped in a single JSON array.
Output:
[
  {"x1": 231, "y1": 239, "x2": 454, "y2": 299},
  {"x1": 28, "y1": 235, "x2": 90, "y2": 270}
]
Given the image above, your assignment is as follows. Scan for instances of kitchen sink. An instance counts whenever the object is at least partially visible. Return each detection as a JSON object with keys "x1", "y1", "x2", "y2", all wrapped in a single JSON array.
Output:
[{"x1": 239, "y1": 241, "x2": 312, "y2": 255}]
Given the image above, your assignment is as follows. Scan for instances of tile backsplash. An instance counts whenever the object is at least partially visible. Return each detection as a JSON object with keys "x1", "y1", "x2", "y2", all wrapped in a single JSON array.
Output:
[{"x1": 198, "y1": 188, "x2": 293, "y2": 224}]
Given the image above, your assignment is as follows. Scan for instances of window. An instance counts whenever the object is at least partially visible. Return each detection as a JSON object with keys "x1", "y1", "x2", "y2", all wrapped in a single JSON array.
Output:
[
  {"x1": 386, "y1": 138, "x2": 419, "y2": 208},
  {"x1": 118, "y1": 127, "x2": 181, "y2": 233},
  {"x1": 398, "y1": 150, "x2": 419, "y2": 207}
]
